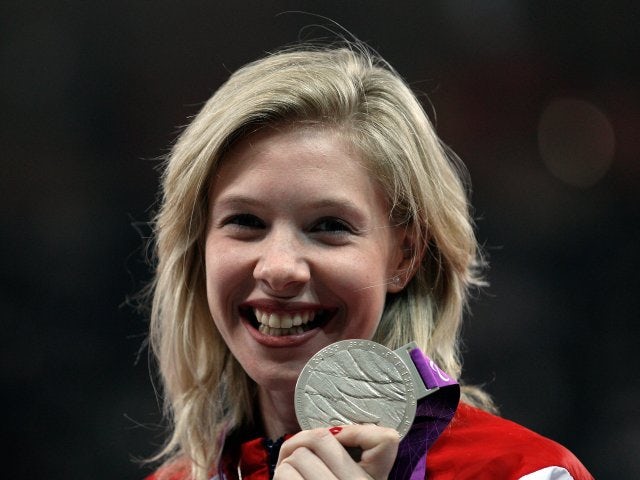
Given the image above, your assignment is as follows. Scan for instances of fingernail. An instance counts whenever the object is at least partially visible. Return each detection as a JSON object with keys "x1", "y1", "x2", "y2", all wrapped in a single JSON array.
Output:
[{"x1": 329, "y1": 426, "x2": 343, "y2": 435}]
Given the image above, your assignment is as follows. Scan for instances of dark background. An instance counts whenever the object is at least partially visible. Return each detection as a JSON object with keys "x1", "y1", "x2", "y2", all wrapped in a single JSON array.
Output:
[{"x1": 2, "y1": 1, "x2": 638, "y2": 478}]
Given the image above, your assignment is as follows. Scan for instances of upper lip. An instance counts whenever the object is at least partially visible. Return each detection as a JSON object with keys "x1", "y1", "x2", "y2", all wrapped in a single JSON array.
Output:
[{"x1": 241, "y1": 299, "x2": 329, "y2": 313}]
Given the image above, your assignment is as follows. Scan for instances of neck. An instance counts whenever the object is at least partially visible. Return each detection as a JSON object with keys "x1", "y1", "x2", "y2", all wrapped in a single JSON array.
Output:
[{"x1": 258, "y1": 387, "x2": 300, "y2": 440}]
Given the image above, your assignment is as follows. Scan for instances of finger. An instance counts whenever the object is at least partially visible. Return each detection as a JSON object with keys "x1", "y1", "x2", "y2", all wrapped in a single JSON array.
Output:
[
  {"x1": 277, "y1": 429, "x2": 358, "y2": 479},
  {"x1": 275, "y1": 445, "x2": 338, "y2": 480},
  {"x1": 272, "y1": 458, "x2": 308, "y2": 480},
  {"x1": 331, "y1": 424, "x2": 400, "y2": 479}
]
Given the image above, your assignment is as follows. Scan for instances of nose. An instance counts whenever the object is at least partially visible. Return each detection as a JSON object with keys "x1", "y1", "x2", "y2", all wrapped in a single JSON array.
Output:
[{"x1": 253, "y1": 227, "x2": 310, "y2": 296}]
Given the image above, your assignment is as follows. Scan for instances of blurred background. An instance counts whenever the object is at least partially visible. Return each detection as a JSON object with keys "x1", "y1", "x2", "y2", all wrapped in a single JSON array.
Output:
[{"x1": 2, "y1": 1, "x2": 638, "y2": 478}]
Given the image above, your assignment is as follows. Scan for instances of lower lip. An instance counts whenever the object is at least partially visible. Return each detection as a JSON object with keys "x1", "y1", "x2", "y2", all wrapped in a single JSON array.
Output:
[{"x1": 242, "y1": 317, "x2": 321, "y2": 348}]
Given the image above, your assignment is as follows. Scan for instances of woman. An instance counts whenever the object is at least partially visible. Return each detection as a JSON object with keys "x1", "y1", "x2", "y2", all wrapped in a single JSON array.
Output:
[{"x1": 146, "y1": 44, "x2": 592, "y2": 480}]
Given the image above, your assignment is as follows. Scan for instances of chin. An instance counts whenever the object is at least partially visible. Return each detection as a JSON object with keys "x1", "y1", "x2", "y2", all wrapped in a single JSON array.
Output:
[{"x1": 249, "y1": 362, "x2": 305, "y2": 393}]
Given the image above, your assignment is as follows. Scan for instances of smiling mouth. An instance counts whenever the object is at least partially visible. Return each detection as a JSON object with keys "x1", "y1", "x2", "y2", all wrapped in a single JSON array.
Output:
[{"x1": 242, "y1": 307, "x2": 333, "y2": 336}]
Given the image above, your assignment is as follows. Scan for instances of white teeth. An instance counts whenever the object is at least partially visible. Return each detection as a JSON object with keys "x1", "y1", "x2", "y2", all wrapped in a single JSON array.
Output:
[
  {"x1": 259, "y1": 324, "x2": 306, "y2": 336},
  {"x1": 268, "y1": 313, "x2": 280, "y2": 328},
  {"x1": 281, "y1": 315, "x2": 293, "y2": 329},
  {"x1": 253, "y1": 308, "x2": 320, "y2": 336},
  {"x1": 254, "y1": 309, "x2": 316, "y2": 326}
]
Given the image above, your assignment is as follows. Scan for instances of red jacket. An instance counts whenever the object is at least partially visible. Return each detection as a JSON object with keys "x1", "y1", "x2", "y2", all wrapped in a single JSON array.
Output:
[{"x1": 146, "y1": 403, "x2": 593, "y2": 480}]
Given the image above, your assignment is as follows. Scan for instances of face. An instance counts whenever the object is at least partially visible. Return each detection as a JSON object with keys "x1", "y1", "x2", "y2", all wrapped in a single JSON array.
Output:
[{"x1": 205, "y1": 125, "x2": 409, "y2": 392}]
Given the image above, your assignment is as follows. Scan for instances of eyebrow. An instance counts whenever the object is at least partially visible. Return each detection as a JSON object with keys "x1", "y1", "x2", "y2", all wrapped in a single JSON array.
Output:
[
  {"x1": 305, "y1": 198, "x2": 364, "y2": 213},
  {"x1": 212, "y1": 195, "x2": 264, "y2": 209},
  {"x1": 213, "y1": 195, "x2": 368, "y2": 218}
]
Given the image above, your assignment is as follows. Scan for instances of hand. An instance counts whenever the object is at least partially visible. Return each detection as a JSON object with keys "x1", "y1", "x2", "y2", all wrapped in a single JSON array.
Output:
[{"x1": 273, "y1": 424, "x2": 399, "y2": 480}]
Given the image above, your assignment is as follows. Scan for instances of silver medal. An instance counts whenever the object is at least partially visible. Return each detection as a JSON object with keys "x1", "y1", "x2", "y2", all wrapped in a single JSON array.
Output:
[{"x1": 294, "y1": 339, "x2": 421, "y2": 438}]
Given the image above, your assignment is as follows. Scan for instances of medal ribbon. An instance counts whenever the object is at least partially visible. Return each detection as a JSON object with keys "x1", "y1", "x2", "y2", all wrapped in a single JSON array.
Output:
[{"x1": 388, "y1": 348, "x2": 460, "y2": 480}]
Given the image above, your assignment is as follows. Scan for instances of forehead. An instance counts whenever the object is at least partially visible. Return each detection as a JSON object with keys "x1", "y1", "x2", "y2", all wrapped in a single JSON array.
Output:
[
  {"x1": 212, "y1": 125, "x2": 370, "y2": 187},
  {"x1": 206, "y1": 124, "x2": 394, "y2": 223},
  {"x1": 226, "y1": 123, "x2": 357, "y2": 160}
]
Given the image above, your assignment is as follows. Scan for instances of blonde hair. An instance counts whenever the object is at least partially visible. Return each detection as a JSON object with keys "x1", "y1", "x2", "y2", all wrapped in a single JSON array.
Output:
[{"x1": 149, "y1": 44, "x2": 491, "y2": 480}]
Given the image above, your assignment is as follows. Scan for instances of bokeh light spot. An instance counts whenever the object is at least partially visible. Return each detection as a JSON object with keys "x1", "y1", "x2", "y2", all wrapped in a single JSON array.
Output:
[{"x1": 538, "y1": 98, "x2": 615, "y2": 187}]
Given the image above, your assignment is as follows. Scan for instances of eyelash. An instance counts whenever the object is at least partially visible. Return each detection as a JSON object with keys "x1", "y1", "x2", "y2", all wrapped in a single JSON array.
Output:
[
  {"x1": 311, "y1": 217, "x2": 355, "y2": 235},
  {"x1": 221, "y1": 214, "x2": 355, "y2": 236},
  {"x1": 222, "y1": 213, "x2": 265, "y2": 229}
]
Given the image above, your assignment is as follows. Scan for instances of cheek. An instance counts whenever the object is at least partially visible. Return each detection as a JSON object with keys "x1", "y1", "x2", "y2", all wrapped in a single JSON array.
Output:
[
  {"x1": 331, "y1": 247, "x2": 396, "y2": 333},
  {"x1": 204, "y1": 242, "x2": 250, "y2": 309},
  {"x1": 204, "y1": 248, "x2": 223, "y2": 297},
  {"x1": 206, "y1": 236, "x2": 252, "y2": 276},
  {"x1": 341, "y1": 289, "x2": 387, "y2": 340},
  {"x1": 327, "y1": 256, "x2": 389, "y2": 318},
  {"x1": 331, "y1": 250, "x2": 392, "y2": 291}
]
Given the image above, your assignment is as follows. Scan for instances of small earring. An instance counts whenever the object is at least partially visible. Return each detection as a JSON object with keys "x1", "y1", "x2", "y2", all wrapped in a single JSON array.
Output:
[{"x1": 392, "y1": 276, "x2": 401, "y2": 285}]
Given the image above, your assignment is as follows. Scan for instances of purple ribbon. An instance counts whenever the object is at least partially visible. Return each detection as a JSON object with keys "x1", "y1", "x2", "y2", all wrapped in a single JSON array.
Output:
[{"x1": 388, "y1": 348, "x2": 460, "y2": 480}]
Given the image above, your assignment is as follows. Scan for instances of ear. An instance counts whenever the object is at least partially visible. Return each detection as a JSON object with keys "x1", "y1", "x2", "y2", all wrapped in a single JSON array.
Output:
[{"x1": 387, "y1": 225, "x2": 425, "y2": 293}]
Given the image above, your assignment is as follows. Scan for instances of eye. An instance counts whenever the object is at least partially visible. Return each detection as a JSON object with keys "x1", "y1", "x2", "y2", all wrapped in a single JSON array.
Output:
[
  {"x1": 311, "y1": 217, "x2": 355, "y2": 234},
  {"x1": 222, "y1": 213, "x2": 265, "y2": 229}
]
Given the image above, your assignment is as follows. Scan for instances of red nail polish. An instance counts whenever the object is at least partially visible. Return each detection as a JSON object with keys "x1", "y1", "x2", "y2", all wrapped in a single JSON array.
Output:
[{"x1": 329, "y1": 426, "x2": 343, "y2": 435}]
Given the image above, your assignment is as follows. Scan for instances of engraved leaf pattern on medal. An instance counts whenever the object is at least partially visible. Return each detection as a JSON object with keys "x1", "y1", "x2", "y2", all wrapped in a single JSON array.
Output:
[{"x1": 301, "y1": 348, "x2": 406, "y2": 428}]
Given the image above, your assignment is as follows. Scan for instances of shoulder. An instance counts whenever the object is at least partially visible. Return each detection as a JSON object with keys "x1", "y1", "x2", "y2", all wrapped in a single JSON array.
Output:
[
  {"x1": 144, "y1": 471, "x2": 185, "y2": 480},
  {"x1": 427, "y1": 403, "x2": 593, "y2": 480},
  {"x1": 144, "y1": 462, "x2": 190, "y2": 480}
]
